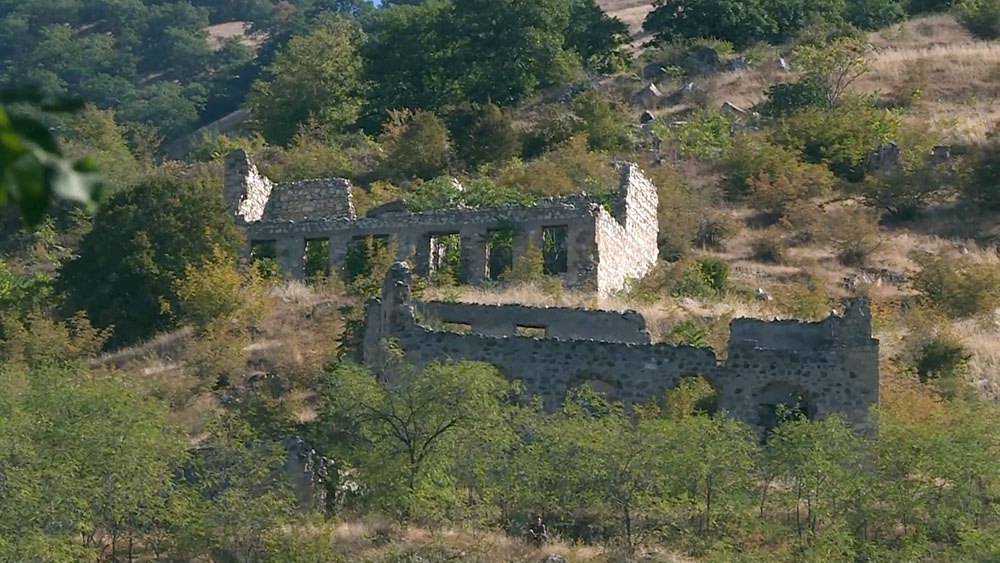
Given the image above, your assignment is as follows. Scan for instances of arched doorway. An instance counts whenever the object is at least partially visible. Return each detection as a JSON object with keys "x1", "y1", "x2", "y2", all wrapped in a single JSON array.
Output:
[
  {"x1": 755, "y1": 381, "x2": 816, "y2": 434},
  {"x1": 666, "y1": 373, "x2": 721, "y2": 417}
]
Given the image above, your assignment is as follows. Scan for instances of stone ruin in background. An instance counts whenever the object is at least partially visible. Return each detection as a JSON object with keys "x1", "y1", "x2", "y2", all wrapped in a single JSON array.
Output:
[
  {"x1": 223, "y1": 149, "x2": 659, "y2": 295},
  {"x1": 365, "y1": 262, "x2": 880, "y2": 434}
]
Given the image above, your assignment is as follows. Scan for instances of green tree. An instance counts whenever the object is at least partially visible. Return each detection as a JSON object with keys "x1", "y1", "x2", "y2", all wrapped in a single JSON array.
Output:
[
  {"x1": 57, "y1": 175, "x2": 243, "y2": 347},
  {"x1": 317, "y1": 357, "x2": 516, "y2": 519},
  {"x1": 643, "y1": 0, "x2": 776, "y2": 50},
  {"x1": 246, "y1": 15, "x2": 366, "y2": 144},
  {"x1": 378, "y1": 109, "x2": 453, "y2": 181}
]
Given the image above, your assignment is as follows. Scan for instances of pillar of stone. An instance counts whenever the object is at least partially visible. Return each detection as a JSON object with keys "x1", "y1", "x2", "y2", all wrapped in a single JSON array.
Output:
[
  {"x1": 276, "y1": 237, "x2": 306, "y2": 278},
  {"x1": 394, "y1": 232, "x2": 420, "y2": 272},
  {"x1": 328, "y1": 235, "x2": 352, "y2": 277},
  {"x1": 411, "y1": 234, "x2": 431, "y2": 278},
  {"x1": 459, "y1": 229, "x2": 487, "y2": 284}
]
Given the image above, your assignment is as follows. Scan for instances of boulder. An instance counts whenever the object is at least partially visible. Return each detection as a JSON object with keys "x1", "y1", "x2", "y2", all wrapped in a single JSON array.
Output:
[
  {"x1": 686, "y1": 45, "x2": 721, "y2": 73},
  {"x1": 631, "y1": 83, "x2": 662, "y2": 108},
  {"x1": 640, "y1": 110, "x2": 656, "y2": 124},
  {"x1": 642, "y1": 62, "x2": 668, "y2": 80},
  {"x1": 365, "y1": 199, "x2": 409, "y2": 217}
]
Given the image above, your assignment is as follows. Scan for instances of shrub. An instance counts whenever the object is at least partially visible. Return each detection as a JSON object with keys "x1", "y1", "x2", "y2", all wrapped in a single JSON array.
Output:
[
  {"x1": 750, "y1": 231, "x2": 787, "y2": 263},
  {"x1": 378, "y1": 109, "x2": 453, "y2": 181},
  {"x1": 669, "y1": 257, "x2": 729, "y2": 298},
  {"x1": 495, "y1": 136, "x2": 616, "y2": 197},
  {"x1": 693, "y1": 214, "x2": 738, "y2": 250},
  {"x1": 911, "y1": 252, "x2": 1000, "y2": 318},
  {"x1": 657, "y1": 108, "x2": 733, "y2": 160},
  {"x1": 960, "y1": 126, "x2": 1000, "y2": 210},
  {"x1": 957, "y1": 0, "x2": 1000, "y2": 39},
  {"x1": 915, "y1": 334, "x2": 972, "y2": 383},
  {"x1": 846, "y1": 0, "x2": 907, "y2": 29},
  {"x1": 759, "y1": 77, "x2": 830, "y2": 117},
  {"x1": 772, "y1": 96, "x2": 900, "y2": 181},
  {"x1": 502, "y1": 240, "x2": 546, "y2": 285},
  {"x1": 521, "y1": 103, "x2": 585, "y2": 158},
  {"x1": 720, "y1": 135, "x2": 834, "y2": 218},
  {"x1": 572, "y1": 89, "x2": 634, "y2": 151},
  {"x1": 823, "y1": 206, "x2": 883, "y2": 267},
  {"x1": 442, "y1": 102, "x2": 520, "y2": 170},
  {"x1": 772, "y1": 275, "x2": 831, "y2": 319}
]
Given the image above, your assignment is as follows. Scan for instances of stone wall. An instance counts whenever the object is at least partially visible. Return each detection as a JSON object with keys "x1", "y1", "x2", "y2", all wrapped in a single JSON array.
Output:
[
  {"x1": 223, "y1": 150, "x2": 272, "y2": 224},
  {"x1": 413, "y1": 300, "x2": 650, "y2": 343},
  {"x1": 364, "y1": 263, "x2": 880, "y2": 432},
  {"x1": 224, "y1": 152, "x2": 660, "y2": 295},
  {"x1": 595, "y1": 163, "x2": 660, "y2": 294}
]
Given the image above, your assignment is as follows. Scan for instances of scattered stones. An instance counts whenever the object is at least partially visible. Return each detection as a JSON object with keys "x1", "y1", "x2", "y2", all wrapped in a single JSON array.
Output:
[
  {"x1": 543, "y1": 555, "x2": 568, "y2": 563},
  {"x1": 631, "y1": 83, "x2": 663, "y2": 108}
]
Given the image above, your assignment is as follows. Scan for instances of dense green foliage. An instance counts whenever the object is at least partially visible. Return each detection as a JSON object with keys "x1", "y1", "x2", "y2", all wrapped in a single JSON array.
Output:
[{"x1": 57, "y1": 176, "x2": 243, "y2": 347}]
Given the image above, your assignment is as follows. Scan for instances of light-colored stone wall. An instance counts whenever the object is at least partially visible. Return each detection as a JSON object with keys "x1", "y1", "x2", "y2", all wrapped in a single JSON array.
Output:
[
  {"x1": 223, "y1": 150, "x2": 273, "y2": 224},
  {"x1": 224, "y1": 152, "x2": 659, "y2": 295},
  {"x1": 365, "y1": 263, "x2": 880, "y2": 433},
  {"x1": 595, "y1": 164, "x2": 659, "y2": 294},
  {"x1": 263, "y1": 178, "x2": 356, "y2": 222}
]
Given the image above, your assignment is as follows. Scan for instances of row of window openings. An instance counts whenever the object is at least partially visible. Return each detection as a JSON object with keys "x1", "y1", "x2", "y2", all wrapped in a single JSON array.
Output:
[{"x1": 249, "y1": 226, "x2": 570, "y2": 280}]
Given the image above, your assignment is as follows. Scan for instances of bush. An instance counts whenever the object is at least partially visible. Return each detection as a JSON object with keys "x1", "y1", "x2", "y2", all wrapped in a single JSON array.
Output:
[
  {"x1": 657, "y1": 108, "x2": 733, "y2": 160},
  {"x1": 378, "y1": 109, "x2": 453, "y2": 181},
  {"x1": 846, "y1": 0, "x2": 907, "y2": 29},
  {"x1": 823, "y1": 206, "x2": 883, "y2": 267},
  {"x1": 759, "y1": 77, "x2": 830, "y2": 117},
  {"x1": 495, "y1": 136, "x2": 616, "y2": 197},
  {"x1": 750, "y1": 231, "x2": 787, "y2": 263},
  {"x1": 911, "y1": 252, "x2": 1000, "y2": 318},
  {"x1": 693, "y1": 214, "x2": 738, "y2": 250},
  {"x1": 915, "y1": 334, "x2": 972, "y2": 383},
  {"x1": 442, "y1": 102, "x2": 520, "y2": 170},
  {"x1": 670, "y1": 257, "x2": 729, "y2": 298},
  {"x1": 960, "y1": 127, "x2": 1000, "y2": 210},
  {"x1": 772, "y1": 96, "x2": 900, "y2": 181},
  {"x1": 957, "y1": 0, "x2": 1000, "y2": 39},
  {"x1": 720, "y1": 135, "x2": 834, "y2": 218},
  {"x1": 572, "y1": 89, "x2": 634, "y2": 151}
]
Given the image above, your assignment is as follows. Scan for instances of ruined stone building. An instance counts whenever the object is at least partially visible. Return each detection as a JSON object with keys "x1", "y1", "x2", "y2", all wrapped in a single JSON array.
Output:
[
  {"x1": 223, "y1": 150, "x2": 659, "y2": 294},
  {"x1": 365, "y1": 263, "x2": 881, "y2": 433}
]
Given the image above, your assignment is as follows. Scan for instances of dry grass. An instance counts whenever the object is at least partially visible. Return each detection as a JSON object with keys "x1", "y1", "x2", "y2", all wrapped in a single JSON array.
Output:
[
  {"x1": 275, "y1": 517, "x2": 695, "y2": 563},
  {"x1": 598, "y1": 0, "x2": 655, "y2": 35}
]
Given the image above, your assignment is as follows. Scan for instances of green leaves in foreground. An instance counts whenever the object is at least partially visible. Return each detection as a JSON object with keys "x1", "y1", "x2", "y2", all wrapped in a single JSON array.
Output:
[{"x1": 0, "y1": 86, "x2": 105, "y2": 226}]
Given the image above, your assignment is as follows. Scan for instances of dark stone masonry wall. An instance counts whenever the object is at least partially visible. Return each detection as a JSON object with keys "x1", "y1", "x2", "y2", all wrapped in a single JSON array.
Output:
[
  {"x1": 365, "y1": 263, "x2": 880, "y2": 433},
  {"x1": 413, "y1": 301, "x2": 651, "y2": 343}
]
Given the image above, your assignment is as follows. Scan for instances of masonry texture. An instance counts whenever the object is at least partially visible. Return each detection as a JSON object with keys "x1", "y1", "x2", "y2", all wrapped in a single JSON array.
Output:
[
  {"x1": 365, "y1": 263, "x2": 880, "y2": 433},
  {"x1": 224, "y1": 150, "x2": 659, "y2": 294}
]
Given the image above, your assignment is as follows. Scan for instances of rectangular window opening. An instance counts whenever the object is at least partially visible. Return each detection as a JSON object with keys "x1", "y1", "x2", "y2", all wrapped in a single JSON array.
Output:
[
  {"x1": 304, "y1": 239, "x2": 330, "y2": 279},
  {"x1": 515, "y1": 325, "x2": 547, "y2": 338},
  {"x1": 250, "y1": 240, "x2": 278, "y2": 276},
  {"x1": 345, "y1": 235, "x2": 390, "y2": 282},
  {"x1": 428, "y1": 232, "x2": 461, "y2": 286},
  {"x1": 442, "y1": 322, "x2": 473, "y2": 334},
  {"x1": 486, "y1": 228, "x2": 514, "y2": 281},
  {"x1": 542, "y1": 226, "x2": 569, "y2": 275}
]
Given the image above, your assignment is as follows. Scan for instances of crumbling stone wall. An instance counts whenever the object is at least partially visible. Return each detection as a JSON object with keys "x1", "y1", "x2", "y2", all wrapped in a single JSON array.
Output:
[
  {"x1": 224, "y1": 152, "x2": 659, "y2": 295},
  {"x1": 223, "y1": 150, "x2": 273, "y2": 224},
  {"x1": 413, "y1": 301, "x2": 650, "y2": 343},
  {"x1": 595, "y1": 163, "x2": 660, "y2": 294},
  {"x1": 365, "y1": 263, "x2": 880, "y2": 432}
]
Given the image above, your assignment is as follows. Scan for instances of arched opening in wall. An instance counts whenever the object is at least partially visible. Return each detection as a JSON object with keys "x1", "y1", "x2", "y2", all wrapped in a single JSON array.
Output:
[
  {"x1": 756, "y1": 382, "x2": 816, "y2": 435},
  {"x1": 564, "y1": 374, "x2": 623, "y2": 415},
  {"x1": 665, "y1": 373, "x2": 720, "y2": 418}
]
